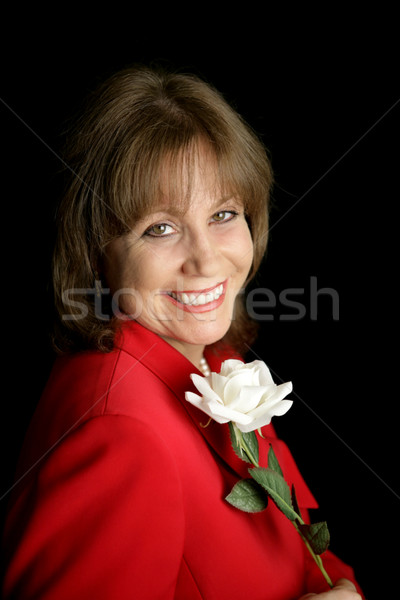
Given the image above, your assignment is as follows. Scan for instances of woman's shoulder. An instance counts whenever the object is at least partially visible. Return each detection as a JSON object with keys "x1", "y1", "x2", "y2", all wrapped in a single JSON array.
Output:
[
  {"x1": 17, "y1": 343, "x2": 184, "y2": 475},
  {"x1": 41, "y1": 342, "x2": 171, "y2": 423}
]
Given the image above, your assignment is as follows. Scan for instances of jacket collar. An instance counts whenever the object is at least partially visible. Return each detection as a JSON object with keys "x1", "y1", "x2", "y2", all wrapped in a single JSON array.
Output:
[
  {"x1": 116, "y1": 320, "x2": 250, "y2": 479},
  {"x1": 116, "y1": 320, "x2": 318, "y2": 508}
]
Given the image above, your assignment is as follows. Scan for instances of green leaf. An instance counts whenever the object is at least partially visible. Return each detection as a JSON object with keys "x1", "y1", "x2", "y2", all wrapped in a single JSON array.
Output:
[
  {"x1": 229, "y1": 423, "x2": 259, "y2": 465},
  {"x1": 242, "y1": 430, "x2": 259, "y2": 464},
  {"x1": 299, "y1": 522, "x2": 330, "y2": 555},
  {"x1": 226, "y1": 478, "x2": 268, "y2": 513},
  {"x1": 291, "y1": 484, "x2": 303, "y2": 521},
  {"x1": 267, "y1": 444, "x2": 283, "y2": 477},
  {"x1": 249, "y1": 467, "x2": 299, "y2": 521}
]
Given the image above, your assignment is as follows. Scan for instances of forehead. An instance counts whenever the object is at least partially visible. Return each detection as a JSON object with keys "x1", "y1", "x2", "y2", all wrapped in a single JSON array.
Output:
[{"x1": 145, "y1": 142, "x2": 234, "y2": 215}]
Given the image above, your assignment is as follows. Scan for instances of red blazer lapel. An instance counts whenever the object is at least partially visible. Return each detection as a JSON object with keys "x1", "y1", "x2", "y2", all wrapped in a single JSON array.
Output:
[
  {"x1": 116, "y1": 320, "x2": 318, "y2": 508},
  {"x1": 116, "y1": 321, "x2": 250, "y2": 480}
]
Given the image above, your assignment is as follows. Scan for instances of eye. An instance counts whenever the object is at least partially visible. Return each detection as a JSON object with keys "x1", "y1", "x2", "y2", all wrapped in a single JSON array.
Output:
[
  {"x1": 211, "y1": 210, "x2": 238, "y2": 223},
  {"x1": 144, "y1": 223, "x2": 175, "y2": 237}
]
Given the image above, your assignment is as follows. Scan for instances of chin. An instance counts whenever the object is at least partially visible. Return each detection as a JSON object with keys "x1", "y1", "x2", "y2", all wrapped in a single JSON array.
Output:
[{"x1": 179, "y1": 322, "x2": 232, "y2": 348}]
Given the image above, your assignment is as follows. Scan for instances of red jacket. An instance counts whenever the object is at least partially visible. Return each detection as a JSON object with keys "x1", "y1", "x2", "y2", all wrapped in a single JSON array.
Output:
[{"x1": 2, "y1": 321, "x2": 363, "y2": 599}]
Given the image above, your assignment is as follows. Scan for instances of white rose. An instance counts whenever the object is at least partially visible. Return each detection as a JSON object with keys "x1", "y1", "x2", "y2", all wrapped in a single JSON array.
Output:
[{"x1": 185, "y1": 359, "x2": 293, "y2": 433}]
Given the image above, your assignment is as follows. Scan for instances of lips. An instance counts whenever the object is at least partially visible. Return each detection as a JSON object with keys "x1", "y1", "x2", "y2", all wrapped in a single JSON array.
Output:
[
  {"x1": 164, "y1": 281, "x2": 227, "y2": 312},
  {"x1": 169, "y1": 283, "x2": 224, "y2": 306}
]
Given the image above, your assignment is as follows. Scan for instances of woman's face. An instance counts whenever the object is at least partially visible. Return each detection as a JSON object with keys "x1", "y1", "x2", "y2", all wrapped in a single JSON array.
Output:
[{"x1": 103, "y1": 149, "x2": 254, "y2": 359}]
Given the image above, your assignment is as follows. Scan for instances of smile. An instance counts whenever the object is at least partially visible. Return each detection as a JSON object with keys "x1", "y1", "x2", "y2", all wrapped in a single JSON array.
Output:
[
  {"x1": 164, "y1": 281, "x2": 227, "y2": 313},
  {"x1": 169, "y1": 283, "x2": 224, "y2": 306}
]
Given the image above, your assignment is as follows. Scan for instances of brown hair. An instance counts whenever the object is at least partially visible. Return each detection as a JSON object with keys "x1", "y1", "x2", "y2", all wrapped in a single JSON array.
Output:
[{"x1": 52, "y1": 65, "x2": 273, "y2": 354}]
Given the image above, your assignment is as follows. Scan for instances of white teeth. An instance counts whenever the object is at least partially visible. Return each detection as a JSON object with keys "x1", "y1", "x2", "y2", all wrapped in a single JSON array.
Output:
[{"x1": 169, "y1": 284, "x2": 223, "y2": 306}]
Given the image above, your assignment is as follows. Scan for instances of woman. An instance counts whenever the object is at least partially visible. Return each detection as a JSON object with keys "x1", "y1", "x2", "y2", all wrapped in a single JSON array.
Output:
[{"x1": 1, "y1": 66, "x2": 363, "y2": 599}]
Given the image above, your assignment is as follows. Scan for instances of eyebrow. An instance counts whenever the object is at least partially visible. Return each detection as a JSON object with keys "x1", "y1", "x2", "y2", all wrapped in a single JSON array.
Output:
[{"x1": 148, "y1": 195, "x2": 238, "y2": 218}]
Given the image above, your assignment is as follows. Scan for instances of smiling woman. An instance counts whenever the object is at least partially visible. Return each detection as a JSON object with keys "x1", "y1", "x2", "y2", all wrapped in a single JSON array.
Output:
[
  {"x1": 51, "y1": 67, "x2": 271, "y2": 357},
  {"x1": 1, "y1": 65, "x2": 363, "y2": 599}
]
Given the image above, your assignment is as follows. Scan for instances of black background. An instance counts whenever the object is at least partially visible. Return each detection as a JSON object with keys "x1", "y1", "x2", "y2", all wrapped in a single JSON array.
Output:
[{"x1": 1, "y1": 10, "x2": 399, "y2": 599}]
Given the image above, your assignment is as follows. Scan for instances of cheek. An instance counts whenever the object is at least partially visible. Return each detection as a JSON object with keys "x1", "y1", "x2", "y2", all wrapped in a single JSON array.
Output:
[{"x1": 235, "y1": 227, "x2": 254, "y2": 276}]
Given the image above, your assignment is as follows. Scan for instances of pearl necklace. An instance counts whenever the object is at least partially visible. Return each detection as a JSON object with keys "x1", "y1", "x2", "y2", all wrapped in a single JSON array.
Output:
[{"x1": 199, "y1": 356, "x2": 211, "y2": 377}]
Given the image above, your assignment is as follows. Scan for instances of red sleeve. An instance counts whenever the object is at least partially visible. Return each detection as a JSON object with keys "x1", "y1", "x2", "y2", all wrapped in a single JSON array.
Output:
[{"x1": 3, "y1": 415, "x2": 185, "y2": 600}]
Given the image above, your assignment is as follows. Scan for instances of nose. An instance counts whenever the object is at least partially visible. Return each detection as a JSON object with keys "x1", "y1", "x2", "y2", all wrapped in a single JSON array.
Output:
[{"x1": 181, "y1": 228, "x2": 221, "y2": 277}]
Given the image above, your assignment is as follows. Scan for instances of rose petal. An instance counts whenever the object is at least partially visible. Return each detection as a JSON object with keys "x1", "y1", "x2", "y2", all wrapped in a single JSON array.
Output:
[
  {"x1": 223, "y1": 371, "x2": 259, "y2": 404},
  {"x1": 269, "y1": 399, "x2": 293, "y2": 416},
  {"x1": 231, "y1": 385, "x2": 268, "y2": 413},
  {"x1": 219, "y1": 359, "x2": 245, "y2": 377},
  {"x1": 259, "y1": 381, "x2": 293, "y2": 407},
  {"x1": 247, "y1": 366, "x2": 262, "y2": 387},
  {"x1": 205, "y1": 401, "x2": 254, "y2": 426},
  {"x1": 190, "y1": 373, "x2": 223, "y2": 404},
  {"x1": 184, "y1": 391, "x2": 203, "y2": 409},
  {"x1": 238, "y1": 399, "x2": 293, "y2": 432},
  {"x1": 184, "y1": 392, "x2": 230, "y2": 424},
  {"x1": 256, "y1": 361, "x2": 275, "y2": 386},
  {"x1": 247, "y1": 396, "x2": 293, "y2": 421},
  {"x1": 210, "y1": 372, "x2": 228, "y2": 399}
]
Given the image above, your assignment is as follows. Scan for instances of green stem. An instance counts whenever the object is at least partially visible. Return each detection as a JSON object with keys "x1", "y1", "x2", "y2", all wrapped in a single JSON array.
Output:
[
  {"x1": 235, "y1": 425, "x2": 333, "y2": 589},
  {"x1": 240, "y1": 436, "x2": 259, "y2": 468},
  {"x1": 294, "y1": 522, "x2": 334, "y2": 588}
]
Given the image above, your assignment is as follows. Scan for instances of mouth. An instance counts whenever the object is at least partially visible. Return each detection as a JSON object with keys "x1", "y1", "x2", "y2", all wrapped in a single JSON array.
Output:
[
  {"x1": 163, "y1": 280, "x2": 227, "y2": 312},
  {"x1": 169, "y1": 282, "x2": 224, "y2": 306}
]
